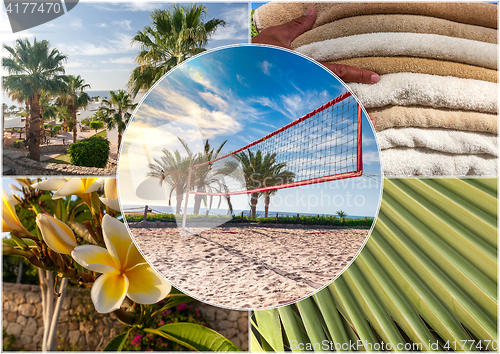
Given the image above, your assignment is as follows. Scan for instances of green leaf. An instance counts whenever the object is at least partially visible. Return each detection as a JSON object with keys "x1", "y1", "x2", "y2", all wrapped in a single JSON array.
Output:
[
  {"x1": 253, "y1": 309, "x2": 284, "y2": 351},
  {"x1": 103, "y1": 331, "x2": 130, "y2": 351},
  {"x1": 146, "y1": 322, "x2": 241, "y2": 352}
]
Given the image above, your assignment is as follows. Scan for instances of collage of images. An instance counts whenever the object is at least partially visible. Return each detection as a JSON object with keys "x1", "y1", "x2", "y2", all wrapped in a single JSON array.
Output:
[{"x1": 1, "y1": 1, "x2": 497, "y2": 352}]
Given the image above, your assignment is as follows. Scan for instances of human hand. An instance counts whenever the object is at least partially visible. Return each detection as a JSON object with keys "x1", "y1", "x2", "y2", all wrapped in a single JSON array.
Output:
[{"x1": 252, "y1": 6, "x2": 380, "y2": 84}]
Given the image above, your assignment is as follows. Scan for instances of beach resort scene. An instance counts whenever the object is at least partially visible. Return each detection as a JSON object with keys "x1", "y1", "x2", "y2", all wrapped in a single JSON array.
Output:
[{"x1": 118, "y1": 45, "x2": 383, "y2": 309}]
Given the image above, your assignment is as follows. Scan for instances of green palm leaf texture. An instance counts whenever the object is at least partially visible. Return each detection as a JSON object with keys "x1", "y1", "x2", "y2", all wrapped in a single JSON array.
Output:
[{"x1": 252, "y1": 178, "x2": 497, "y2": 352}]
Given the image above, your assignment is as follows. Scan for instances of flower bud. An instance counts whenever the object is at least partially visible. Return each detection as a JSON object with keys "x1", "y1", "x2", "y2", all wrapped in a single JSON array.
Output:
[{"x1": 36, "y1": 214, "x2": 78, "y2": 255}]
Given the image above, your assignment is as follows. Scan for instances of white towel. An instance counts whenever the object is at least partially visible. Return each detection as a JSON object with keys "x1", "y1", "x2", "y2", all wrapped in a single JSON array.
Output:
[
  {"x1": 348, "y1": 73, "x2": 497, "y2": 113},
  {"x1": 377, "y1": 128, "x2": 498, "y2": 156},
  {"x1": 295, "y1": 32, "x2": 497, "y2": 69},
  {"x1": 381, "y1": 148, "x2": 497, "y2": 177}
]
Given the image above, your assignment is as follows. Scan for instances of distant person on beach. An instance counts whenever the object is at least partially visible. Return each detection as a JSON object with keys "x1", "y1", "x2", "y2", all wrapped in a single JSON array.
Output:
[{"x1": 252, "y1": 6, "x2": 380, "y2": 85}]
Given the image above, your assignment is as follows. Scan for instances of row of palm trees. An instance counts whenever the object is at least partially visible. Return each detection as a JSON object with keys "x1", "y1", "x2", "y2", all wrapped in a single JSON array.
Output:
[
  {"x1": 147, "y1": 139, "x2": 295, "y2": 218},
  {"x1": 2, "y1": 4, "x2": 227, "y2": 163}
]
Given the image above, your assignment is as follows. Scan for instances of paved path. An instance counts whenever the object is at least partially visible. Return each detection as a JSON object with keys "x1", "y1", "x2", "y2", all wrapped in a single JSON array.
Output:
[{"x1": 5, "y1": 128, "x2": 119, "y2": 163}]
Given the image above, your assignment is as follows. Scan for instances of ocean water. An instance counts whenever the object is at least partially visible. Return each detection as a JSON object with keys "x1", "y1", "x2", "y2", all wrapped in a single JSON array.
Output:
[
  {"x1": 122, "y1": 205, "x2": 372, "y2": 219},
  {"x1": 1, "y1": 90, "x2": 117, "y2": 109}
]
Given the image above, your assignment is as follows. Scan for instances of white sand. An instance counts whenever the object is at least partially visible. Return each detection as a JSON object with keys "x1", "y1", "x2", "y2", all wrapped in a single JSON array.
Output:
[{"x1": 130, "y1": 224, "x2": 370, "y2": 309}]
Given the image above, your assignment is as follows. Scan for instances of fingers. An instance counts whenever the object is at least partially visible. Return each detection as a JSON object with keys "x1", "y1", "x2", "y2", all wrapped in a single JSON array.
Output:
[
  {"x1": 321, "y1": 62, "x2": 380, "y2": 84},
  {"x1": 276, "y1": 6, "x2": 317, "y2": 47},
  {"x1": 252, "y1": 6, "x2": 316, "y2": 49}
]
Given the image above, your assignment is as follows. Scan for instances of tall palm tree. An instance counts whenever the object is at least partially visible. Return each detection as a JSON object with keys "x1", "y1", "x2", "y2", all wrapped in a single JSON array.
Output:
[
  {"x1": 58, "y1": 75, "x2": 91, "y2": 143},
  {"x1": 191, "y1": 139, "x2": 227, "y2": 214},
  {"x1": 2, "y1": 38, "x2": 67, "y2": 161},
  {"x1": 128, "y1": 4, "x2": 226, "y2": 97},
  {"x1": 101, "y1": 90, "x2": 137, "y2": 153},
  {"x1": 147, "y1": 141, "x2": 194, "y2": 214},
  {"x1": 223, "y1": 150, "x2": 294, "y2": 218}
]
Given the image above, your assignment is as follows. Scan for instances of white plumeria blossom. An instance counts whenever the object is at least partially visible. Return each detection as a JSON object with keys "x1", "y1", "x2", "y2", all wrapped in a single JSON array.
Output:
[
  {"x1": 99, "y1": 178, "x2": 120, "y2": 211},
  {"x1": 71, "y1": 215, "x2": 171, "y2": 313},
  {"x1": 32, "y1": 178, "x2": 105, "y2": 199},
  {"x1": 36, "y1": 214, "x2": 78, "y2": 255}
]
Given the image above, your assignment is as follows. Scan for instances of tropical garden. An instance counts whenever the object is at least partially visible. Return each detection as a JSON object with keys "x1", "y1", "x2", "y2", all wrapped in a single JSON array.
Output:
[{"x1": 2, "y1": 3, "x2": 225, "y2": 171}]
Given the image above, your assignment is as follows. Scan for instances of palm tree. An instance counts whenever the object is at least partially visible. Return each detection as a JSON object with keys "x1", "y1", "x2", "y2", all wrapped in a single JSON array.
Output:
[
  {"x1": 2, "y1": 38, "x2": 67, "y2": 161},
  {"x1": 101, "y1": 90, "x2": 137, "y2": 153},
  {"x1": 128, "y1": 4, "x2": 226, "y2": 97},
  {"x1": 223, "y1": 150, "x2": 294, "y2": 218},
  {"x1": 191, "y1": 139, "x2": 227, "y2": 214},
  {"x1": 262, "y1": 167, "x2": 295, "y2": 218},
  {"x1": 336, "y1": 210, "x2": 348, "y2": 218},
  {"x1": 58, "y1": 75, "x2": 91, "y2": 143},
  {"x1": 147, "y1": 140, "x2": 194, "y2": 214}
]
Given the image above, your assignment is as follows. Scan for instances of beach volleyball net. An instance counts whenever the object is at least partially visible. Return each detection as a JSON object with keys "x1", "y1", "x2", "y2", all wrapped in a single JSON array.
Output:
[{"x1": 186, "y1": 91, "x2": 363, "y2": 199}]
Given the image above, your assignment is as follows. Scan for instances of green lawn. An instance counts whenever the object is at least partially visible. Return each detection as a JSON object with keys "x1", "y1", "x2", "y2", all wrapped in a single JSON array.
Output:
[
  {"x1": 46, "y1": 154, "x2": 71, "y2": 164},
  {"x1": 94, "y1": 130, "x2": 106, "y2": 138}
]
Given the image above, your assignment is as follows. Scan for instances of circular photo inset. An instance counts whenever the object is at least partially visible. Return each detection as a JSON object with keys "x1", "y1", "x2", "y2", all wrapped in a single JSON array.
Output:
[{"x1": 117, "y1": 44, "x2": 383, "y2": 310}]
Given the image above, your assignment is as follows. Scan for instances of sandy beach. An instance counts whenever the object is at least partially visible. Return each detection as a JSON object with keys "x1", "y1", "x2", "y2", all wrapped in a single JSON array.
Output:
[{"x1": 130, "y1": 224, "x2": 370, "y2": 309}]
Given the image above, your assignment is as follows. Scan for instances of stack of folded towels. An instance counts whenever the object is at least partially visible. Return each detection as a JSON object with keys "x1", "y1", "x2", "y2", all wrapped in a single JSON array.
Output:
[{"x1": 254, "y1": 2, "x2": 498, "y2": 177}]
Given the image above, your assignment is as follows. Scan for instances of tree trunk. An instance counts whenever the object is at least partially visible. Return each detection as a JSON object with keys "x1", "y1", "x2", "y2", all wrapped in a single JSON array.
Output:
[
  {"x1": 62, "y1": 115, "x2": 68, "y2": 132},
  {"x1": 28, "y1": 94, "x2": 42, "y2": 161},
  {"x1": 176, "y1": 193, "x2": 183, "y2": 214},
  {"x1": 193, "y1": 192, "x2": 203, "y2": 214},
  {"x1": 264, "y1": 193, "x2": 270, "y2": 218},
  {"x1": 250, "y1": 193, "x2": 259, "y2": 218},
  {"x1": 117, "y1": 131, "x2": 122, "y2": 155},
  {"x1": 24, "y1": 101, "x2": 30, "y2": 145},
  {"x1": 72, "y1": 106, "x2": 77, "y2": 143},
  {"x1": 226, "y1": 196, "x2": 233, "y2": 215}
]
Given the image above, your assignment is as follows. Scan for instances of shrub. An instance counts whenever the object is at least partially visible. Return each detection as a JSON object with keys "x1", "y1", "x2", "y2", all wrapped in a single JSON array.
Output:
[
  {"x1": 68, "y1": 136, "x2": 110, "y2": 168},
  {"x1": 89, "y1": 120, "x2": 103, "y2": 133}
]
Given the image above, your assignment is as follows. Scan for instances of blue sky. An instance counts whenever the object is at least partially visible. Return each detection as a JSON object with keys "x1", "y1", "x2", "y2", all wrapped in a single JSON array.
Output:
[
  {"x1": 119, "y1": 45, "x2": 382, "y2": 217},
  {"x1": 1, "y1": 1, "x2": 249, "y2": 92}
]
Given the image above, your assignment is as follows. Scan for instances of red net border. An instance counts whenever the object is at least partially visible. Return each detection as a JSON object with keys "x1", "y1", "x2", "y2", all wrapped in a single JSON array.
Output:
[{"x1": 191, "y1": 91, "x2": 363, "y2": 196}]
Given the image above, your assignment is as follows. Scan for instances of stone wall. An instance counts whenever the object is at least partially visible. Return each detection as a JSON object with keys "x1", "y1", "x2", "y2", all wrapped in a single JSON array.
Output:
[
  {"x1": 3, "y1": 148, "x2": 115, "y2": 176},
  {"x1": 40, "y1": 145, "x2": 69, "y2": 154},
  {"x1": 2, "y1": 282, "x2": 248, "y2": 351}
]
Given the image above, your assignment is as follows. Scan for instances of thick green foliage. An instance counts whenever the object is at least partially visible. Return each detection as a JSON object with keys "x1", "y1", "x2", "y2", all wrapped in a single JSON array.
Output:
[
  {"x1": 68, "y1": 136, "x2": 109, "y2": 168},
  {"x1": 125, "y1": 213, "x2": 373, "y2": 227},
  {"x1": 89, "y1": 120, "x2": 104, "y2": 132}
]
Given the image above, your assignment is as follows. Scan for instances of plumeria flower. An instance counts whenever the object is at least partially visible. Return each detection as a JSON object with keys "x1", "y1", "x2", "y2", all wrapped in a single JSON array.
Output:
[
  {"x1": 36, "y1": 214, "x2": 77, "y2": 255},
  {"x1": 71, "y1": 215, "x2": 171, "y2": 313},
  {"x1": 2, "y1": 190, "x2": 33, "y2": 236},
  {"x1": 99, "y1": 178, "x2": 120, "y2": 211},
  {"x1": 32, "y1": 178, "x2": 104, "y2": 199}
]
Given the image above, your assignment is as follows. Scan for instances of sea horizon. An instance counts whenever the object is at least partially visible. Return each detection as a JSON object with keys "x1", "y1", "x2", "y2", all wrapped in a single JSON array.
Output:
[{"x1": 121, "y1": 205, "x2": 374, "y2": 219}]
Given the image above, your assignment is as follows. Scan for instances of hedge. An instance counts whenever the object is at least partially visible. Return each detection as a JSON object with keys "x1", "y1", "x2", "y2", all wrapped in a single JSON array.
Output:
[{"x1": 68, "y1": 136, "x2": 110, "y2": 168}]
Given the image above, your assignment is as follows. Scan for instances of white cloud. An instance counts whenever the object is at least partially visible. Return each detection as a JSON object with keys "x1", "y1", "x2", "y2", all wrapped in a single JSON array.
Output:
[
  {"x1": 259, "y1": 60, "x2": 272, "y2": 76},
  {"x1": 101, "y1": 56, "x2": 136, "y2": 65},
  {"x1": 211, "y1": 7, "x2": 249, "y2": 41},
  {"x1": 57, "y1": 32, "x2": 138, "y2": 56},
  {"x1": 113, "y1": 20, "x2": 132, "y2": 31},
  {"x1": 91, "y1": 2, "x2": 165, "y2": 12}
]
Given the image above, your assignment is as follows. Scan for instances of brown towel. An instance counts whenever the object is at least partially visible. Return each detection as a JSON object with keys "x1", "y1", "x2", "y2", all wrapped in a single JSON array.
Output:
[
  {"x1": 290, "y1": 14, "x2": 497, "y2": 48},
  {"x1": 332, "y1": 57, "x2": 498, "y2": 83},
  {"x1": 253, "y1": 2, "x2": 498, "y2": 32},
  {"x1": 369, "y1": 105, "x2": 498, "y2": 134}
]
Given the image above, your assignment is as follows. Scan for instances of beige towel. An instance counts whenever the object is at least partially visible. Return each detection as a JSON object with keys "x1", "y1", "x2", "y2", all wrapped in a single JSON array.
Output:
[
  {"x1": 253, "y1": 2, "x2": 498, "y2": 32},
  {"x1": 290, "y1": 14, "x2": 497, "y2": 48},
  {"x1": 377, "y1": 128, "x2": 498, "y2": 156},
  {"x1": 381, "y1": 148, "x2": 497, "y2": 177},
  {"x1": 331, "y1": 57, "x2": 497, "y2": 83},
  {"x1": 369, "y1": 106, "x2": 498, "y2": 134},
  {"x1": 348, "y1": 73, "x2": 497, "y2": 113},
  {"x1": 296, "y1": 33, "x2": 497, "y2": 70}
]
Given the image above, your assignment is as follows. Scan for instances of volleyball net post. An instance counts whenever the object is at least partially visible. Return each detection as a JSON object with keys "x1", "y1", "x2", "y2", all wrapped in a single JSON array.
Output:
[{"x1": 181, "y1": 91, "x2": 363, "y2": 230}]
